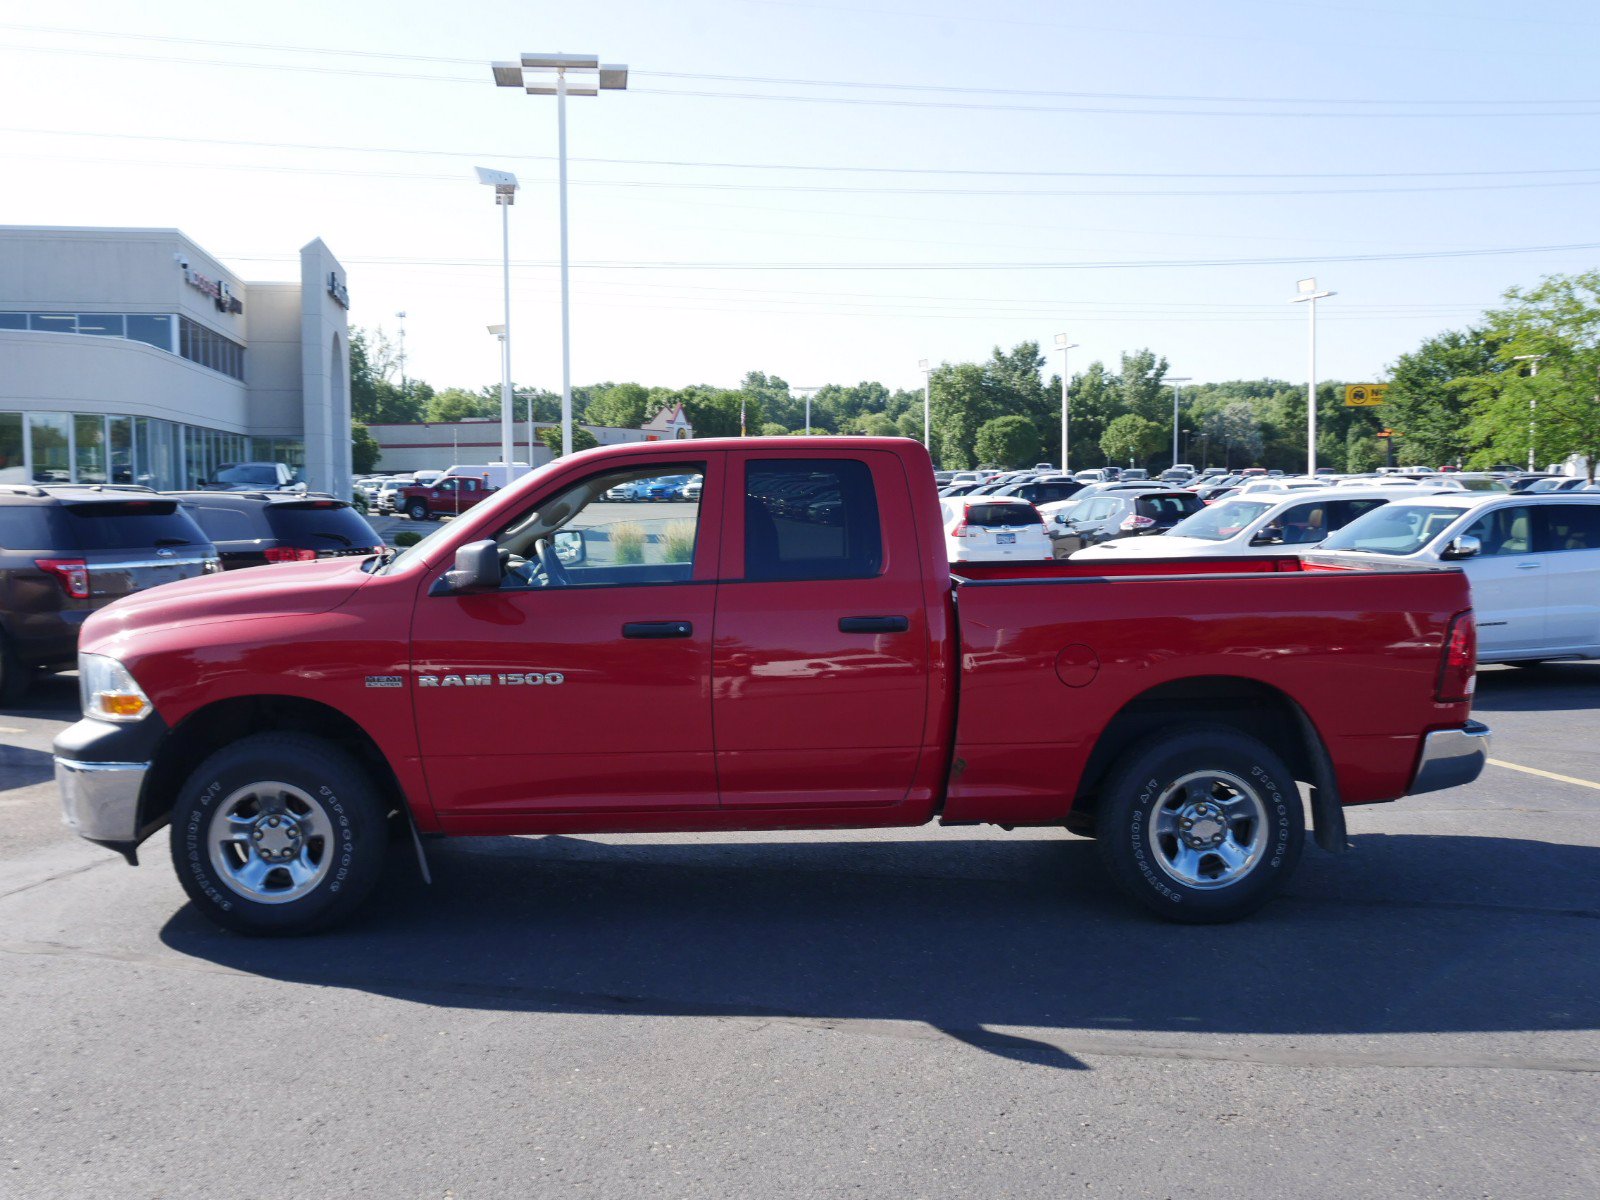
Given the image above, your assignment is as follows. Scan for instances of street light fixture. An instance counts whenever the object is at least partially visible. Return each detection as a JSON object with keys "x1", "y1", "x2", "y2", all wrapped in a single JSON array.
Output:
[
  {"x1": 1291, "y1": 277, "x2": 1336, "y2": 475},
  {"x1": 1167, "y1": 376, "x2": 1193, "y2": 469},
  {"x1": 493, "y1": 53, "x2": 629, "y2": 456},
  {"x1": 475, "y1": 167, "x2": 518, "y2": 472},
  {"x1": 918, "y1": 359, "x2": 931, "y2": 450},
  {"x1": 1511, "y1": 353, "x2": 1547, "y2": 471},
  {"x1": 1053, "y1": 334, "x2": 1079, "y2": 471}
]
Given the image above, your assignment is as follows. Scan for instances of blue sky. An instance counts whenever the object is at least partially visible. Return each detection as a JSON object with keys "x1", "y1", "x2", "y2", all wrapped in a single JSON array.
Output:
[{"x1": 3, "y1": 0, "x2": 1597, "y2": 397}]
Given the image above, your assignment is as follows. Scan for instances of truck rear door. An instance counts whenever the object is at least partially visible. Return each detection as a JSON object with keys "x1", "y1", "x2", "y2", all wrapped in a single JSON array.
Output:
[{"x1": 711, "y1": 450, "x2": 933, "y2": 809}]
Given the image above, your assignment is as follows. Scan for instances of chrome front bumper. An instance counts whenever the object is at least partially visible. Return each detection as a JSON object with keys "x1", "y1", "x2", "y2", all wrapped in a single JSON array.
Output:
[
  {"x1": 1408, "y1": 720, "x2": 1490, "y2": 796},
  {"x1": 56, "y1": 757, "x2": 150, "y2": 844}
]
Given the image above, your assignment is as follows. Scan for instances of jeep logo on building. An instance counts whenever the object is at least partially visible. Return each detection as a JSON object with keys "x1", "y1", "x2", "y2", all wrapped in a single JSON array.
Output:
[{"x1": 416, "y1": 672, "x2": 565, "y2": 687}]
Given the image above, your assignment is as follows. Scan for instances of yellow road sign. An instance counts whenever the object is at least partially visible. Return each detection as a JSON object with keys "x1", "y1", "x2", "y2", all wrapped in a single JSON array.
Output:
[{"x1": 1345, "y1": 384, "x2": 1388, "y2": 407}]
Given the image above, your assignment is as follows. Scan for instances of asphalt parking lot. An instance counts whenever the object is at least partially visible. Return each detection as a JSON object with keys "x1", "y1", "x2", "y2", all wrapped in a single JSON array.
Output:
[{"x1": 2, "y1": 664, "x2": 1597, "y2": 1198}]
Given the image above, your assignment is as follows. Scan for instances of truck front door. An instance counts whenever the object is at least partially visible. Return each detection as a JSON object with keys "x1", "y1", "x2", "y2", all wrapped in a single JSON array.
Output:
[
  {"x1": 711, "y1": 450, "x2": 933, "y2": 811},
  {"x1": 411, "y1": 455, "x2": 724, "y2": 819}
]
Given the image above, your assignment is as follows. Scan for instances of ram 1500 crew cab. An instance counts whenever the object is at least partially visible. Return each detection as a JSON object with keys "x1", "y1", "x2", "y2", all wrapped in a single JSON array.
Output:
[{"x1": 54, "y1": 438, "x2": 1489, "y2": 934}]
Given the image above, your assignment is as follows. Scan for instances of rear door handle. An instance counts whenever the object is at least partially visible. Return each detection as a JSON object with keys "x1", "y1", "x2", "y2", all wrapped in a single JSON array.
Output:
[
  {"x1": 838, "y1": 615, "x2": 910, "y2": 634},
  {"x1": 622, "y1": 621, "x2": 694, "y2": 639},
  {"x1": 1516, "y1": 562, "x2": 1542, "y2": 570}
]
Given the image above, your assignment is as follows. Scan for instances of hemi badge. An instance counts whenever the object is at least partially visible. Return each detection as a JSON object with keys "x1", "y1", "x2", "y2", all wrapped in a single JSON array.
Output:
[{"x1": 365, "y1": 675, "x2": 405, "y2": 689}]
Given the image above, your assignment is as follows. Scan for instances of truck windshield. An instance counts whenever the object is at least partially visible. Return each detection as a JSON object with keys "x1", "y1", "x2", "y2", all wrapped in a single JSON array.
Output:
[
  {"x1": 1166, "y1": 500, "x2": 1274, "y2": 541},
  {"x1": 1319, "y1": 503, "x2": 1466, "y2": 556}
]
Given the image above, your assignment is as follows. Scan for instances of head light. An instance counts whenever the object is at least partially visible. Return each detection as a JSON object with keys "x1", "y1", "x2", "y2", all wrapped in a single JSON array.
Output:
[{"x1": 79, "y1": 653, "x2": 154, "y2": 723}]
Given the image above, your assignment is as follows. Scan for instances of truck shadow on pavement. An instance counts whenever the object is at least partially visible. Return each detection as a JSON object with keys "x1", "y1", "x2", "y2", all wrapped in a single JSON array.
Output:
[
  {"x1": 1472, "y1": 661, "x2": 1600, "y2": 714},
  {"x1": 159, "y1": 830, "x2": 1600, "y2": 1070}
]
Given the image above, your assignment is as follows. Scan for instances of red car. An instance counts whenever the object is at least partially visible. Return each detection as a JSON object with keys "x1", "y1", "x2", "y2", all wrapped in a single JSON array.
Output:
[
  {"x1": 55, "y1": 438, "x2": 1487, "y2": 934},
  {"x1": 398, "y1": 475, "x2": 495, "y2": 522}
]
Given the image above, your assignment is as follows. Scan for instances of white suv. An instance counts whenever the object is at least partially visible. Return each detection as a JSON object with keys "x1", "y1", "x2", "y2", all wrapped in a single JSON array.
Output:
[
  {"x1": 941, "y1": 496, "x2": 1052, "y2": 562},
  {"x1": 1311, "y1": 493, "x2": 1600, "y2": 664}
]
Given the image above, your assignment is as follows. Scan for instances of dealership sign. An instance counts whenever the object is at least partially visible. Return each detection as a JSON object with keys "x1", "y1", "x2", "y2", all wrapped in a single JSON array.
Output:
[
  {"x1": 327, "y1": 271, "x2": 350, "y2": 309},
  {"x1": 183, "y1": 267, "x2": 243, "y2": 315}
]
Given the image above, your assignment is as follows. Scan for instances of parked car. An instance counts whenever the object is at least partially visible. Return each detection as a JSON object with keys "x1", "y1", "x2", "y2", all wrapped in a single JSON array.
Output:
[
  {"x1": 399, "y1": 475, "x2": 496, "y2": 521},
  {"x1": 991, "y1": 477, "x2": 1085, "y2": 506},
  {"x1": 0, "y1": 487, "x2": 218, "y2": 702},
  {"x1": 681, "y1": 475, "x2": 704, "y2": 501},
  {"x1": 52, "y1": 436, "x2": 1487, "y2": 934},
  {"x1": 1050, "y1": 489, "x2": 1204, "y2": 557},
  {"x1": 941, "y1": 496, "x2": 1052, "y2": 562},
  {"x1": 1072, "y1": 489, "x2": 1392, "y2": 561},
  {"x1": 202, "y1": 462, "x2": 304, "y2": 493},
  {"x1": 173, "y1": 493, "x2": 384, "y2": 570},
  {"x1": 1311, "y1": 493, "x2": 1600, "y2": 664},
  {"x1": 1521, "y1": 477, "x2": 1589, "y2": 494}
]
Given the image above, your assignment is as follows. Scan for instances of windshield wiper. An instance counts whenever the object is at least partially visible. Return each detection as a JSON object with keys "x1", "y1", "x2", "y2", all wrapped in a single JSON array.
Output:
[
  {"x1": 312, "y1": 532, "x2": 354, "y2": 546},
  {"x1": 154, "y1": 537, "x2": 193, "y2": 546}
]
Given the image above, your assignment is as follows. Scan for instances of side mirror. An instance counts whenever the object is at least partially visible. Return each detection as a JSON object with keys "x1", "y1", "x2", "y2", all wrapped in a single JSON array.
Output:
[
  {"x1": 437, "y1": 539, "x2": 501, "y2": 594},
  {"x1": 1442, "y1": 534, "x2": 1481, "y2": 560},
  {"x1": 552, "y1": 528, "x2": 587, "y2": 565},
  {"x1": 1250, "y1": 525, "x2": 1284, "y2": 546}
]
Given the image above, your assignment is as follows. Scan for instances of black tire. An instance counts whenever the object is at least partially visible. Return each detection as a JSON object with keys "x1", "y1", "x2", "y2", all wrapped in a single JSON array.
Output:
[
  {"x1": 1095, "y1": 724, "x2": 1304, "y2": 924},
  {"x1": 0, "y1": 632, "x2": 29, "y2": 707},
  {"x1": 170, "y1": 733, "x2": 388, "y2": 936},
  {"x1": 406, "y1": 500, "x2": 430, "y2": 522}
]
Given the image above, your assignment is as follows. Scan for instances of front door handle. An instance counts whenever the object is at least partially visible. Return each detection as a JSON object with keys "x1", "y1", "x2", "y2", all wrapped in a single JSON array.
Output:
[
  {"x1": 838, "y1": 615, "x2": 910, "y2": 634},
  {"x1": 1516, "y1": 562, "x2": 1542, "y2": 570},
  {"x1": 623, "y1": 621, "x2": 694, "y2": 639}
]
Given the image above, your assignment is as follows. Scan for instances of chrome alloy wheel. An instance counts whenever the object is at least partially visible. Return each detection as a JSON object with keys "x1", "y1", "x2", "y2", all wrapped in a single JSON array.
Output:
[
  {"x1": 1146, "y1": 770, "x2": 1269, "y2": 890},
  {"x1": 207, "y1": 782, "x2": 335, "y2": 905}
]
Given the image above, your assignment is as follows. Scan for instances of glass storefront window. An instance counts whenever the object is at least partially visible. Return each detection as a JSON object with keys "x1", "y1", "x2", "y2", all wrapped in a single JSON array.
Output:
[
  {"x1": 109, "y1": 416, "x2": 133, "y2": 485},
  {"x1": 30, "y1": 314, "x2": 76, "y2": 334},
  {"x1": 0, "y1": 314, "x2": 25, "y2": 330},
  {"x1": 74, "y1": 414, "x2": 107, "y2": 484},
  {"x1": 76, "y1": 314, "x2": 125, "y2": 337},
  {"x1": 126, "y1": 315, "x2": 172, "y2": 350},
  {"x1": 0, "y1": 413, "x2": 24, "y2": 483},
  {"x1": 29, "y1": 413, "x2": 71, "y2": 483}
]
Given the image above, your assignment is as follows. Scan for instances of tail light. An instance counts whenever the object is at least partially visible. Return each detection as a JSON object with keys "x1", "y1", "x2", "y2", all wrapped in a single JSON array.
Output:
[
  {"x1": 264, "y1": 547, "x2": 318, "y2": 563},
  {"x1": 1120, "y1": 514, "x2": 1157, "y2": 531},
  {"x1": 1436, "y1": 610, "x2": 1477, "y2": 702},
  {"x1": 951, "y1": 521, "x2": 972, "y2": 538},
  {"x1": 36, "y1": 558, "x2": 90, "y2": 599}
]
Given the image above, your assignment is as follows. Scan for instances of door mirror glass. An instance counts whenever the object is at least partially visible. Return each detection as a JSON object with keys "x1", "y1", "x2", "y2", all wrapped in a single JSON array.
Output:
[
  {"x1": 552, "y1": 528, "x2": 587, "y2": 565},
  {"x1": 1442, "y1": 534, "x2": 1481, "y2": 560},
  {"x1": 438, "y1": 539, "x2": 501, "y2": 594}
]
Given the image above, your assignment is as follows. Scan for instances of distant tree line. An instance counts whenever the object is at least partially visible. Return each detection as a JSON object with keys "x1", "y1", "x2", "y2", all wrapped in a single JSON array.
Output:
[{"x1": 347, "y1": 269, "x2": 1600, "y2": 478}]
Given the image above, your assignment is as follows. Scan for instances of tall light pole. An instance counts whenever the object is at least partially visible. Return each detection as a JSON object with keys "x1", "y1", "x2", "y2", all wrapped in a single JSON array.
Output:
[
  {"x1": 493, "y1": 54, "x2": 628, "y2": 457},
  {"x1": 1054, "y1": 334, "x2": 1079, "y2": 471},
  {"x1": 1511, "y1": 353, "x2": 1546, "y2": 471},
  {"x1": 1168, "y1": 376, "x2": 1192, "y2": 468},
  {"x1": 395, "y1": 311, "x2": 408, "y2": 408},
  {"x1": 919, "y1": 359, "x2": 931, "y2": 450},
  {"x1": 1291, "y1": 277, "x2": 1336, "y2": 475},
  {"x1": 475, "y1": 167, "x2": 518, "y2": 471}
]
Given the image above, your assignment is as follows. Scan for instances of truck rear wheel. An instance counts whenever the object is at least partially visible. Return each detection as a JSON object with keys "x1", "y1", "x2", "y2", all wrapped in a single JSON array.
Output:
[
  {"x1": 406, "y1": 499, "x2": 430, "y2": 521},
  {"x1": 1094, "y1": 724, "x2": 1303, "y2": 923},
  {"x1": 169, "y1": 733, "x2": 388, "y2": 936}
]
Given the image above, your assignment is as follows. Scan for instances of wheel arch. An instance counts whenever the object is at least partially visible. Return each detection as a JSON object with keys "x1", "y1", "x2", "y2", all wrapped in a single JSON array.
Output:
[
  {"x1": 1070, "y1": 675, "x2": 1346, "y2": 852},
  {"x1": 141, "y1": 695, "x2": 415, "y2": 842}
]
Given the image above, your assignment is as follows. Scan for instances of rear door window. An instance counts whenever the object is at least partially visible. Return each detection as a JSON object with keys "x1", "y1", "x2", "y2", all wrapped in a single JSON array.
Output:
[
  {"x1": 1536, "y1": 504, "x2": 1600, "y2": 552},
  {"x1": 1135, "y1": 494, "x2": 1202, "y2": 524},
  {"x1": 265, "y1": 503, "x2": 379, "y2": 550},
  {"x1": 61, "y1": 500, "x2": 208, "y2": 552},
  {"x1": 745, "y1": 459, "x2": 882, "y2": 581}
]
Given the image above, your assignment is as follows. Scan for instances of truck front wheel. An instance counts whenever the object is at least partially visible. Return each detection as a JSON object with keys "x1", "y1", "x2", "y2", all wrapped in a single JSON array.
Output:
[
  {"x1": 406, "y1": 499, "x2": 430, "y2": 521},
  {"x1": 1095, "y1": 725, "x2": 1304, "y2": 924},
  {"x1": 169, "y1": 733, "x2": 389, "y2": 936}
]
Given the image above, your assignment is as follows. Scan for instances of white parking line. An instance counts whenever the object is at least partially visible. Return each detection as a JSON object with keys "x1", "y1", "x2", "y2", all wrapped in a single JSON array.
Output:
[{"x1": 1488, "y1": 758, "x2": 1600, "y2": 793}]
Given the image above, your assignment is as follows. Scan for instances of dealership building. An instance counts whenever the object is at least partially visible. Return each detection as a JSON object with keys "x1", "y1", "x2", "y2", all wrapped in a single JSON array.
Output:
[{"x1": 0, "y1": 226, "x2": 352, "y2": 495}]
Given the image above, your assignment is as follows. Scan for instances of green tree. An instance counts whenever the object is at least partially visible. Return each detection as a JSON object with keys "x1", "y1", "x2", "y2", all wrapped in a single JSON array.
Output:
[
  {"x1": 537, "y1": 426, "x2": 601, "y2": 457},
  {"x1": 894, "y1": 411, "x2": 923, "y2": 440},
  {"x1": 974, "y1": 414, "x2": 1042, "y2": 467},
  {"x1": 1198, "y1": 401, "x2": 1264, "y2": 468},
  {"x1": 1118, "y1": 349, "x2": 1171, "y2": 423},
  {"x1": 984, "y1": 342, "x2": 1053, "y2": 434},
  {"x1": 349, "y1": 328, "x2": 425, "y2": 424},
  {"x1": 1467, "y1": 271, "x2": 1600, "y2": 479},
  {"x1": 929, "y1": 362, "x2": 1003, "y2": 468},
  {"x1": 584, "y1": 382, "x2": 652, "y2": 429},
  {"x1": 426, "y1": 388, "x2": 497, "y2": 423},
  {"x1": 1101, "y1": 414, "x2": 1163, "y2": 468},
  {"x1": 1064, "y1": 361, "x2": 1122, "y2": 469},
  {"x1": 852, "y1": 412, "x2": 898, "y2": 437},
  {"x1": 758, "y1": 422, "x2": 789, "y2": 437},
  {"x1": 351, "y1": 421, "x2": 381, "y2": 474}
]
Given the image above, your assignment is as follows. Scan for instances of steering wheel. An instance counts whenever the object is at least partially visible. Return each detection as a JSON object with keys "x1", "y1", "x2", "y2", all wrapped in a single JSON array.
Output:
[{"x1": 533, "y1": 537, "x2": 570, "y2": 587}]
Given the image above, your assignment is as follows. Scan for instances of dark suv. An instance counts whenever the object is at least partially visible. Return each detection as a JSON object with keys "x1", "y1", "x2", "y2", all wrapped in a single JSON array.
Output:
[
  {"x1": 172, "y1": 493, "x2": 383, "y2": 570},
  {"x1": 0, "y1": 487, "x2": 219, "y2": 702},
  {"x1": 1048, "y1": 489, "x2": 1203, "y2": 557}
]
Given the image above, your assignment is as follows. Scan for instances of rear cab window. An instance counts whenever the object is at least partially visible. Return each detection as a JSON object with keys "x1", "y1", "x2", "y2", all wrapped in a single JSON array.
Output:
[{"x1": 744, "y1": 459, "x2": 882, "y2": 581}]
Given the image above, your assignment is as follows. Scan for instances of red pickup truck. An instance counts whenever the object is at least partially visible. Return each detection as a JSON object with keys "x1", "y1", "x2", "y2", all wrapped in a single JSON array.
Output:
[
  {"x1": 397, "y1": 474, "x2": 494, "y2": 523},
  {"x1": 55, "y1": 438, "x2": 1488, "y2": 935}
]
